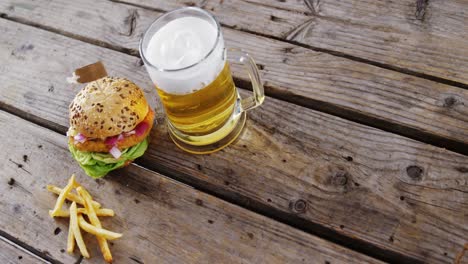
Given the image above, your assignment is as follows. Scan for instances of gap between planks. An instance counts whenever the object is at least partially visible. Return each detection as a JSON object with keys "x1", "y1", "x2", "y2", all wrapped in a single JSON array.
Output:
[
  {"x1": 0, "y1": 14, "x2": 466, "y2": 157},
  {"x1": 0, "y1": 230, "x2": 60, "y2": 264}
]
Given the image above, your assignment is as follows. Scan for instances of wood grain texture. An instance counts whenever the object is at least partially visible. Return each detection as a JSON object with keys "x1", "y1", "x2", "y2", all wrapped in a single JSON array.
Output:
[
  {"x1": 0, "y1": 238, "x2": 44, "y2": 264},
  {"x1": 0, "y1": 19, "x2": 467, "y2": 263},
  {"x1": 119, "y1": 0, "x2": 468, "y2": 85},
  {"x1": 0, "y1": 110, "x2": 382, "y2": 264},
  {"x1": 0, "y1": 0, "x2": 466, "y2": 152}
]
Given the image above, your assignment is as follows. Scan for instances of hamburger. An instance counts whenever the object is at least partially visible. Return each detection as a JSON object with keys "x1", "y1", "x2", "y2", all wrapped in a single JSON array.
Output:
[{"x1": 67, "y1": 77, "x2": 154, "y2": 178}]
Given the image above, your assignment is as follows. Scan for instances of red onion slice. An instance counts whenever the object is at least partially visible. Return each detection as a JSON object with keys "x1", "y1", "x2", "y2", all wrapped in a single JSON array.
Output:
[
  {"x1": 104, "y1": 136, "x2": 118, "y2": 146},
  {"x1": 73, "y1": 133, "x2": 86, "y2": 143},
  {"x1": 135, "y1": 122, "x2": 149, "y2": 136},
  {"x1": 109, "y1": 146, "x2": 122, "y2": 159},
  {"x1": 117, "y1": 134, "x2": 124, "y2": 141}
]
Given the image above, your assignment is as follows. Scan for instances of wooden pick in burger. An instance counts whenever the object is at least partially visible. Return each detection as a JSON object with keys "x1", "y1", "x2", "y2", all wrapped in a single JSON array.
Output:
[{"x1": 67, "y1": 61, "x2": 108, "y2": 83}]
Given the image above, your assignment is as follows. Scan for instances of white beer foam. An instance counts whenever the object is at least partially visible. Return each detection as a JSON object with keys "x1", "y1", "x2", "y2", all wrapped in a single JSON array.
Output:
[{"x1": 146, "y1": 17, "x2": 225, "y2": 95}]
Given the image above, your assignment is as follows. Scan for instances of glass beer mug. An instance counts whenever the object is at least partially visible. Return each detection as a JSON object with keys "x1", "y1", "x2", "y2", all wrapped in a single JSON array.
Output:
[{"x1": 140, "y1": 7, "x2": 264, "y2": 154}]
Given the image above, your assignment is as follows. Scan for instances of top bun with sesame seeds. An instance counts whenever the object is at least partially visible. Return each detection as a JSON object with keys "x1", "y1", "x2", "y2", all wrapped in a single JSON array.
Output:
[{"x1": 69, "y1": 76, "x2": 149, "y2": 139}]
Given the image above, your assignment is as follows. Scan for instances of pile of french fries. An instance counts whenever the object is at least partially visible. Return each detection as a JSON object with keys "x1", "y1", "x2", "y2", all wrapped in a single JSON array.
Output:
[{"x1": 48, "y1": 174, "x2": 122, "y2": 263}]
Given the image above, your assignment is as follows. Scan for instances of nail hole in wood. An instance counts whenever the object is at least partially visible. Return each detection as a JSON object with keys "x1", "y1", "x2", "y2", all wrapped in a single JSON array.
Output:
[
  {"x1": 270, "y1": 15, "x2": 283, "y2": 22},
  {"x1": 290, "y1": 199, "x2": 307, "y2": 213},
  {"x1": 332, "y1": 171, "x2": 348, "y2": 186},
  {"x1": 8, "y1": 178, "x2": 15, "y2": 186},
  {"x1": 406, "y1": 165, "x2": 423, "y2": 181}
]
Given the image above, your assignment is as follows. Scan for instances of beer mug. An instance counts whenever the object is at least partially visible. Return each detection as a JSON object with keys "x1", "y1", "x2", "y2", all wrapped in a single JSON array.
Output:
[{"x1": 140, "y1": 7, "x2": 264, "y2": 154}]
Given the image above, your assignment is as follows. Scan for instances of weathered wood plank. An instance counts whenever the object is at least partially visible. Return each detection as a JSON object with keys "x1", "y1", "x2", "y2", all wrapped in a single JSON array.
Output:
[
  {"x1": 120, "y1": 0, "x2": 468, "y2": 85},
  {"x1": 0, "y1": 19, "x2": 467, "y2": 263},
  {"x1": 0, "y1": 110, "x2": 382, "y2": 264},
  {"x1": 0, "y1": 238, "x2": 45, "y2": 264},
  {"x1": 1, "y1": 0, "x2": 466, "y2": 153}
]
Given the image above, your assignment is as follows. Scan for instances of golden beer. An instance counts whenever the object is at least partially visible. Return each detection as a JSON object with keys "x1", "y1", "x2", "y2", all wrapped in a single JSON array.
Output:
[{"x1": 156, "y1": 63, "x2": 237, "y2": 135}]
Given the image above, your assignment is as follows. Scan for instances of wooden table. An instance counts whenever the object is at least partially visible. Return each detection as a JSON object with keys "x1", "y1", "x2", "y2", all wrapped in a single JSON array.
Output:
[{"x1": 0, "y1": 0, "x2": 467, "y2": 263}]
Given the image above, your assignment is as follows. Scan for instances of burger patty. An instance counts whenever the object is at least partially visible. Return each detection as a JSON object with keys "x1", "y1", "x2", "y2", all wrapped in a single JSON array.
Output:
[{"x1": 70, "y1": 108, "x2": 155, "y2": 153}]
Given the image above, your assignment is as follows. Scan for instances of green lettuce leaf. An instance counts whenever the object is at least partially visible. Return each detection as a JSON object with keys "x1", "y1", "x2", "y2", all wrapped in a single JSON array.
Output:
[{"x1": 69, "y1": 138, "x2": 149, "y2": 178}]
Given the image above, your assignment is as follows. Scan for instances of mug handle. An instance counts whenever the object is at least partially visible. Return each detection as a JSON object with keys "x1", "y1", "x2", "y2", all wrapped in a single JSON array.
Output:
[{"x1": 228, "y1": 49, "x2": 265, "y2": 112}]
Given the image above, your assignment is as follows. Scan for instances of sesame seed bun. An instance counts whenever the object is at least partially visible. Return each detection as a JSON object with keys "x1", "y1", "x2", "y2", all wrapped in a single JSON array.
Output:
[{"x1": 69, "y1": 77, "x2": 149, "y2": 139}]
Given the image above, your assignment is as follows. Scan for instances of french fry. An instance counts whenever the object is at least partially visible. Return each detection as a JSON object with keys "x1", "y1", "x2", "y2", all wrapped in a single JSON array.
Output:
[
  {"x1": 67, "y1": 215, "x2": 75, "y2": 253},
  {"x1": 70, "y1": 202, "x2": 90, "y2": 258},
  {"x1": 48, "y1": 175, "x2": 122, "y2": 263},
  {"x1": 53, "y1": 208, "x2": 115, "y2": 217},
  {"x1": 47, "y1": 185, "x2": 101, "y2": 209},
  {"x1": 77, "y1": 187, "x2": 113, "y2": 263},
  {"x1": 83, "y1": 208, "x2": 114, "y2": 216},
  {"x1": 49, "y1": 175, "x2": 77, "y2": 217},
  {"x1": 78, "y1": 215, "x2": 122, "y2": 240}
]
